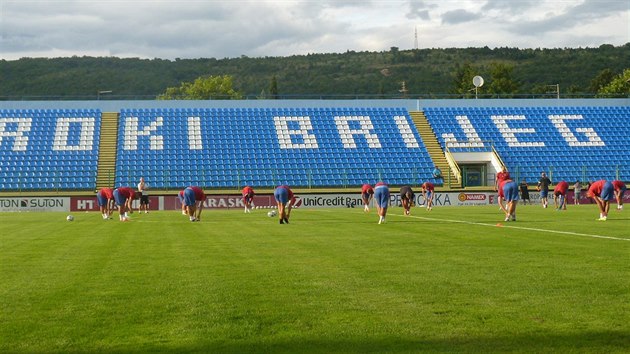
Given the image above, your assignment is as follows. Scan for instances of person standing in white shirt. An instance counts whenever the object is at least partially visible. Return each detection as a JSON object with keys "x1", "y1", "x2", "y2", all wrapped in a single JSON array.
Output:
[{"x1": 138, "y1": 177, "x2": 150, "y2": 213}]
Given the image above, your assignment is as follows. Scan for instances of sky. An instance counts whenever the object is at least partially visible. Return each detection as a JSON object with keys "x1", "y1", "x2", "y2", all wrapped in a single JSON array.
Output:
[{"x1": 0, "y1": 0, "x2": 628, "y2": 61}]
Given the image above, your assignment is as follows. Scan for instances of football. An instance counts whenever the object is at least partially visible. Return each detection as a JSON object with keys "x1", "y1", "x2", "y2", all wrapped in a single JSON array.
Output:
[
  {"x1": 267, "y1": 210, "x2": 277, "y2": 217},
  {"x1": 66, "y1": 215, "x2": 74, "y2": 221}
]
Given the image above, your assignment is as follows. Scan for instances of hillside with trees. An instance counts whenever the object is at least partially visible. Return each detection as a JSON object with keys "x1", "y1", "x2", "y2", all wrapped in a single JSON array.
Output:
[{"x1": 0, "y1": 43, "x2": 628, "y2": 100}]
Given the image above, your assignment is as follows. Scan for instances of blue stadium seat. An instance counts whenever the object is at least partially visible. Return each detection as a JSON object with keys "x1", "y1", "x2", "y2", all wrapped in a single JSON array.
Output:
[
  {"x1": 0, "y1": 109, "x2": 101, "y2": 190},
  {"x1": 114, "y1": 107, "x2": 435, "y2": 188},
  {"x1": 424, "y1": 106, "x2": 630, "y2": 183}
]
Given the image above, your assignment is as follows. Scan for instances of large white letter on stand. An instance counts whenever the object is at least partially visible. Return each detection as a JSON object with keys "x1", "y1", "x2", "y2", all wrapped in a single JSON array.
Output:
[
  {"x1": 548, "y1": 114, "x2": 604, "y2": 146},
  {"x1": 393, "y1": 115, "x2": 419, "y2": 148},
  {"x1": 334, "y1": 115, "x2": 381, "y2": 148},
  {"x1": 0, "y1": 118, "x2": 31, "y2": 151},
  {"x1": 491, "y1": 115, "x2": 544, "y2": 147},
  {"x1": 188, "y1": 116, "x2": 203, "y2": 150},
  {"x1": 273, "y1": 116, "x2": 319, "y2": 149},
  {"x1": 123, "y1": 116, "x2": 164, "y2": 150},
  {"x1": 441, "y1": 115, "x2": 484, "y2": 148},
  {"x1": 52, "y1": 117, "x2": 96, "y2": 151}
]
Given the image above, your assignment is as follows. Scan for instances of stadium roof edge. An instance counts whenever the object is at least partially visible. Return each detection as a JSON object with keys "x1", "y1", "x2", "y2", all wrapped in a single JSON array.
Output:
[{"x1": 0, "y1": 98, "x2": 628, "y2": 112}]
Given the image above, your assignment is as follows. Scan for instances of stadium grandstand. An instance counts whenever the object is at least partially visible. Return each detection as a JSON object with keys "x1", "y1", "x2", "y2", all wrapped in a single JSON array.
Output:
[{"x1": 0, "y1": 99, "x2": 628, "y2": 195}]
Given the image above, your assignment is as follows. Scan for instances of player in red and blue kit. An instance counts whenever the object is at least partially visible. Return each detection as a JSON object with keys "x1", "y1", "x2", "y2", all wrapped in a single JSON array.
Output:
[
  {"x1": 361, "y1": 184, "x2": 374, "y2": 212},
  {"x1": 501, "y1": 178, "x2": 519, "y2": 221},
  {"x1": 612, "y1": 180, "x2": 627, "y2": 210},
  {"x1": 183, "y1": 186, "x2": 206, "y2": 222},
  {"x1": 374, "y1": 182, "x2": 390, "y2": 224},
  {"x1": 400, "y1": 185, "x2": 415, "y2": 216},
  {"x1": 274, "y1": 185, "x2": 295, "y2": 224},
  {"x1": 497, "y1": 178, "x2": 508, "y2": 215},
  {"x1": 421, "y1": 181, "x2": 435, "y2": 211},
  {"x1": 242, "y1": 186, "x2": 255, "y2": 213},
  {"x1": 553, "y1": 180, "x2": 569, "y2": 211},
  {"x1": 113, "y1": 186, "x2": 137, "y2": 222},
  {"x1": 97, "y1": 187, "x2": 114, "y2": 220},
  {"x1": 587, "y1": 180, "x2": 614, "y2": 221},
  {"x1": 495, "y1": 166, "x2": 511, "y2": 211},
  {"x1": 177, "y1": 190, "x2": 187, "y2": 215}
]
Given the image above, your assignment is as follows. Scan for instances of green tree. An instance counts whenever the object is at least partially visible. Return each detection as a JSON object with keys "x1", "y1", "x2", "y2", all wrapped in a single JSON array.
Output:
[
  {"x1": 450, "y1": 62, "x2": 478, "y2": 98},
  {"x1": 589, "y1": 68, "x2": 616, "y2": 93},
  {"x1": 269, "y1": 76, "x2": 279, "y2": 99},
  {"x1": 487, "y1": 62, "x2": 520, "y2": 97},
  {"x1": 597, "y1": 68, "x2": 630, "y2": 97},
  {"x1": 157, "y1": 75, "x2": 242, "y2": 100}
]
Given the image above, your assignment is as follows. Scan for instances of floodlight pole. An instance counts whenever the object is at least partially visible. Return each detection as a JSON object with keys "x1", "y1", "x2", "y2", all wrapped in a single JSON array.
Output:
[{"x1": 546, "y1": 84, "x2": 559, "y2": 99}]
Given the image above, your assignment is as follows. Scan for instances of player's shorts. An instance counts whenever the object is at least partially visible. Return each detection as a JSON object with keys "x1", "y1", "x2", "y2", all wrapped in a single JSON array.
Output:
[
  {"x1": 183, "y1": 187, "x2": 196, "y2": 206},
  {"x1": 243, "y1": 192, "x2": 254, "y2": 203},
  {"x1": 540, "y1": 189, "x2": 548, "y2": 198},
  {"x1": 503, "y1": 181, "x2": 519, "y2": 202},
  {"x1": 140, "y1": 195, "x2": 149, "y2": 204},
  {"x1": 274, "y1": 187, "x2": 289, "y2": 204},
  {"x1": 553, "y1": 190, "x2": 566, "y2": 197},
  {"x1": 374, "y1": 185, "x2": 390, "y2": 208},
  {"x1": 362, "y1": 192, "x2": 372, "y2": 201},
  {"x1": 400, "y1": 186, "x2": 414, "y2": 201},
  {"x1": 601, "y1": 181, "x2": 614, "y2": 201},
  {"x1": 401, "y1": 194, "x2": 414, "y2": 202},
  {"x1": 97, "y1": 192, "x2": 108, "y2": 207},
  {"x1": 113, "y1": 189, "x2": 128, "y2": 207},
  {"x1": 97, "y1": 192, "x2": 109, "y2": 207}
]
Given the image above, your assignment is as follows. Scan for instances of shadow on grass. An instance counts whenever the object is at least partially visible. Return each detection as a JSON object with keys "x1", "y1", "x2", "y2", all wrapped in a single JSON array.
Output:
[{"x1": 52, "y1": 330, "x2": 630, "y2": 354}]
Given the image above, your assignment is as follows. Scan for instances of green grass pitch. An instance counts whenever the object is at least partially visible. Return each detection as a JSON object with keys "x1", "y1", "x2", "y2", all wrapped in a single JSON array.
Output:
[{"x1": 1, "y1": 204, "x2": 629, "y2": 353}]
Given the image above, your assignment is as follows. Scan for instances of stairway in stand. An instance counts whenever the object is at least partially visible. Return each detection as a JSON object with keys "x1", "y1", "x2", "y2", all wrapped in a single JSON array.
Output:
[
  {"x1": 95, "y1": 112, "x2": 119, "y2": 190},
  {"x1": 409, "y1": 111, "x2": 461, "y2": 188}
]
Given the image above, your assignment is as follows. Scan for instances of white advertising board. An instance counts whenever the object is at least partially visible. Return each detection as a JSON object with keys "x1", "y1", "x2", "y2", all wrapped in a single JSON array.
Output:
[
  {"x1": 294, "y1": 192, "x2": 498, "y2": 208},
  {"x1": 0, "y1": 197, "x2": 70, "y2": 212}
]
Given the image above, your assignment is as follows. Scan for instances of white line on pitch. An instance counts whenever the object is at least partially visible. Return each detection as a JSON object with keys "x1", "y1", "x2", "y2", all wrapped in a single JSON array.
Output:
[{"x1": 389, "y1": 213, "x2": 630, "y2": 242}]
